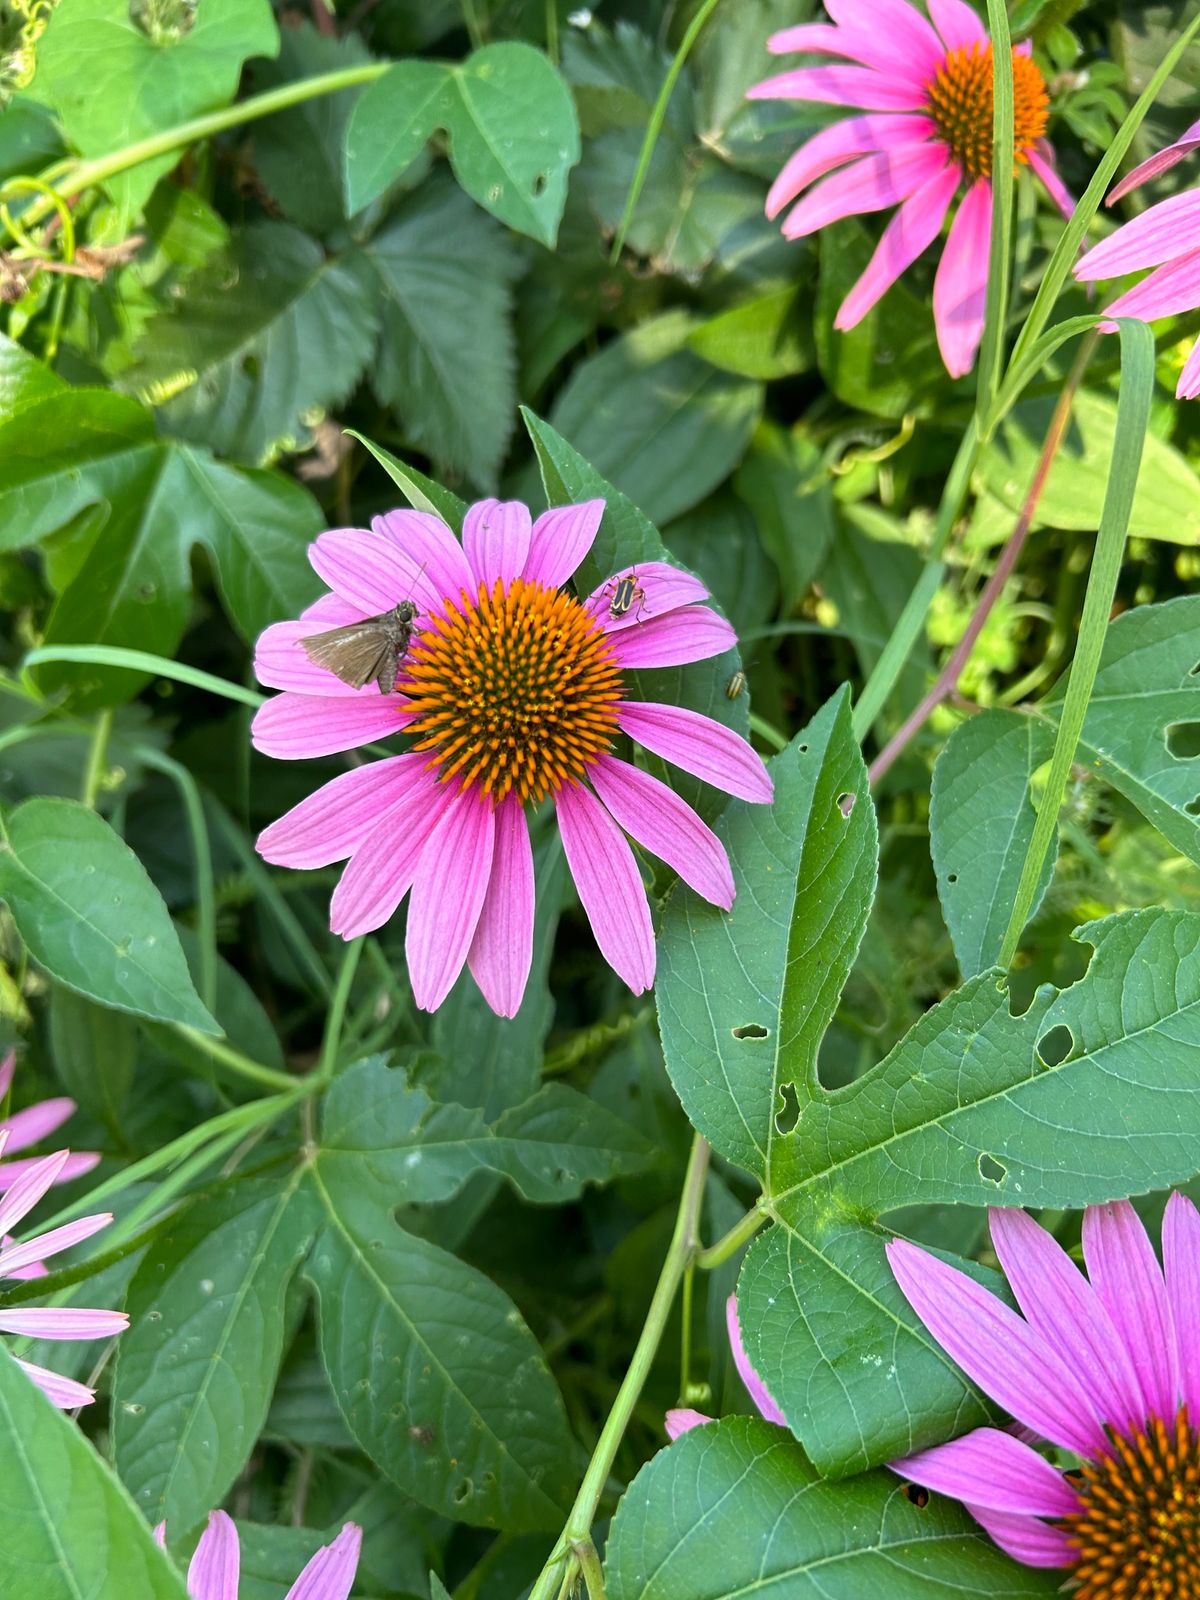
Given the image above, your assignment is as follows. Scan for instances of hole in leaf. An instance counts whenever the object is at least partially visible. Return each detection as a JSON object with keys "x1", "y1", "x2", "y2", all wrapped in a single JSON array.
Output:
[
  {"x1": 798, "y1": 744, "x2": 809, "y2": 755},
  {"x1": 901, "y1": 1482, "x2": 930, "y2": 1509},
  {"x1": 241, "y1": 353, "x2": 260, "y2": 380},
  {"x1": 453, "y1": 1478, "x2": 474, "y2": 1504},
  {"x1": 1166, "y1": 722, "x2": 1200, "y2": 759},
  {"x1": 1187, "y1": 795, "x2": 1200, "y2": 818},
  {"x1": 977, "y1": 1153, "x2": 1007, "y2": 1185},
  {"x1": 732, "y1": 1023, "x2": 769, "y2": 1040},
  {"x1": 775, "y1": 1082, "x2": 800, "y2": 1135},
  {"x1": 1036, "y1": 1024, "x2": 1074, "y2": 1067},
  {"x1": 946, "y1": 872, "x2": 958, "y2": 885},
  {"x1": 836, "y1": 791, "x2": 856, "y2": 818},
  {"x1": 531, "y1": 172, "x2": 548, "y2": 196}
]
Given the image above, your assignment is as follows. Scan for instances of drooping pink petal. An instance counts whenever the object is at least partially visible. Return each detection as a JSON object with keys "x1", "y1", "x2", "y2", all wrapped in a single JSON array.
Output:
[
  {"x1": 748, "y1": 66, "x2": 929, "y2": 113},
  {"x1": 462, "y1": 499, "x2": 532, "y2": 590},
  {"x1": 766, "y1": 115, "x2": 936, "y2": 220},
  {"x1": 328, "y1": 778, "x2": 458, "y2": 940},
  {"x1": 896, "y1": 1427, "x2": 1081, "y2": 1518},
  {"x1": 766, "y1": 21, "x2": 934, "y2": 83},
  {"x1": 1163, "y1": 1191, "x2": 1200, "y2": 1418},
  {"x1": 256, "y1": 620, "x2": 387, "y2": 698},
  {"x1": 556, "y1": 783, "x2": 655, "y2": 995},
  {"x1": 17, "y1": 1357, "x2": 95, "y2": 1408},
  {"x1": 466, "y1": 795, "x2": 535, "y2": 1020},
  {"x1": 406, "y1": 792, "x2": 496, "y2": 1012},
  {"x1": 283, "y1": 1523, "x2": 363, "y2": 1600},
  {"x1": 256, "y1": 755, "x2": 430, "y2": 870},
  {"x1": 586, "y1": 562, "x2": 711, "y2": 633},
  {"x1": 0, "y1": 1306, "x2": 129, "y2": 1338},
  {"x1": 1082, "y1": 1201, "x2": 1175, "y2": 1426},
  {"x1": 0, "y1": 1051, "x2": 14, "y2": 1099},
  {"x1": 1028, "y1": 143, "x2": 1074, "y2": 221},
  {"x1": 606, "y1": 606, "x2": 736, "y2": 669},
  {"x1": 837, "y1": 162, "x2": 961, "y2": 328},
  {"x1": 783, "y1": 145, "x2": 950, "y2": 239},
  {"x1": 0, "y1": 1097, "x2": 76, "y2": 1153},
  {"x1": 825, "y1": 0, "x2": 946, "y2": 80},
  {"x1": 927, "y1": 0, "x2": 988, "y2": 51},
  {"x1": 0, "y1": 1213, "x2": 111, "y2": 1277},
  {"x1": 250, "y1": 692, "x2": 414, "y2": 760},
  {"x1": 1109, "y1": 117, "x2": 1200, "y2": 205},
  {"x1": 0, "y1": 1151, "x2": 98, "y2": 1192},
  {"x1": 522, "y1": 500, "x2": 606, "y2": 590},
  {"x1": 1076, "y1": 190, "x2": 1200, "y2": 279},
  {"x1": 964, "y1": 1504, "x2": 1076, "y2": 1568},
  {"x1": 726, "y1": 1295, "x2": 786, "y2": 1425},
  {"x1": 666, "y1": 1408, "x2": 713, "y2": 1439},
  {"x1": 1178, "y1": 336, "x2": 1200, "y2": 400},
  {"x1": 886, "y1": 1238, "x2": 1107, "y2": 1457},
  {"x1": 1100, "y1": 249, "x2": 1200, "y2": 324},
  {"x1": 933, "y1": 178, "x2": 993, "y2": 378},
  {"x1": 616, "y1": 702, "x2": 773, "y2": 804},
  {"x1": 188, "y1": 1511, "x2": 241, "y2": 1600},
  {"x1": 0, "y1": 1149, "x2": 70, "y2": 1237},
  {"x1": 371, "y1": 508, "x2": 476, "y2": 606},
  {"x1": 988, "y1": 1206, "x2": 1145, "y2": 1435},
  {"x1": 589, "y1": 756, "x2": 734, "y2": 909}
]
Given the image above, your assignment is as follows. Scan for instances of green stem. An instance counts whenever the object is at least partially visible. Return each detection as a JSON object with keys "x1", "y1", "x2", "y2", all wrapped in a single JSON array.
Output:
[
  {"x1": 748, "y1": 712, "x2": 788, "y2": 754},
  {"x1": 317, "y1": 938, "x2": 364, "y2": 1083},
  {"x1": 174, "y1": 1025, "x2": 299, "y2": 1094},
  {"x1": 136, "y1": 747, "x2": 217, "y2": 1013},
  {"x1": 572, "y1": 1539, "x2": 607, "y2": 1600},
  {"x1": 528, "y1": 1136, "x2": 712, "y2": 1600},
  {"x1": 695, "y1": 1203, "x2": 766, "y2": 1271},
  {"x1": 976, "y1": 0, "x2": 1014, "y2": 428},
  {"x1": 997, "y1": 320, "x2": 1154, "y2": 967},
  {"x1": 24, "y1": 645, "x2": 264, "y2": 708},
  {"x1": 80, "y1": 709, "x2": 114, "y2": 808}
]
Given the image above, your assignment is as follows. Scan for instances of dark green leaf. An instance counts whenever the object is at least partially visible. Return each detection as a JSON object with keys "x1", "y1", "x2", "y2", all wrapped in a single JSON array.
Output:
[
  {"x1": 48, "y1": 985, "x2": 137, "y2": 1133},
  {"x1": 686, "y1": 283, "x2": 814, "y2": 379},
  {"x1": 346, "y1": 430, "x2": 468, "y2": 530}
]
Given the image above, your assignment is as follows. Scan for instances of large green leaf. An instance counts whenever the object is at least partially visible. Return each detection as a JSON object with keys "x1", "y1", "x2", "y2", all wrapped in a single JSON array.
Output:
[
  {"x1": 28, "y1": 0, "x2": 279, "y2": 217},
  {"x1": 0, "y1": 329, "x2": 63, "y2": 419},
  {"x1": 113, "y1": 1174, "x2": 317, "y2": 1532},
  {"x1": 0, "y1": 798, "x2": 217, "y2": 1032},
  {"x1": 604, "y1": 1417, "x2": 1057, "y2": 1600},
  {"x1": 0, "y1": 1348, "x2": 192, "y2": 1600},
  {"x1": 345, "y1": 42, "x2": 580, "y2": 246}
]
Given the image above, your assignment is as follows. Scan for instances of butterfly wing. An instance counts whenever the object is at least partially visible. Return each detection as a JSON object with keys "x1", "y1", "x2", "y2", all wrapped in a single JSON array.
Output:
[{"x1": 301, "y1": 620, "x2": 395, "y2": 691}]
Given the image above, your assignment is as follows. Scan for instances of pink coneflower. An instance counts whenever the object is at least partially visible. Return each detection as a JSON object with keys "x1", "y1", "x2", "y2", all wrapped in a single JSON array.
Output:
[
  {"x1": 161, "y1": 1512, "x2": 361, "y2": 1599},
  {"x1": 889, "y1": 1196, "x2": 1200, "y2": 1592},
  {"x1": 748, "y1": 0, "x2": 1072, "y2": 377},
  {"x1": 0, "y1": 1136, "x2": 127, "y2": 1407},
  {"x1": 1076, "y1": 119, "x2": 1200, "y2": 399},
  {"x1": 0, "y1": 1049, "x2": 99, "y2": 1192},
  {"x1": 665, "y1": 1294, "x2": 785, "y2": 1440},
  {"x1": 252, "y1": 499, "x2": 772, "y2": 1016}
]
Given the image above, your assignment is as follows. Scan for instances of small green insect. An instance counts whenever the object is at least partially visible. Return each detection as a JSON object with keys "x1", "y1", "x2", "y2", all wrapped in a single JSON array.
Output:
[
  {"x1": 607, "y1": 572, "x2": 647, "y2": 620},
  {"x1": 726, "y1": 670, "x2": 747, "y2": 700}
]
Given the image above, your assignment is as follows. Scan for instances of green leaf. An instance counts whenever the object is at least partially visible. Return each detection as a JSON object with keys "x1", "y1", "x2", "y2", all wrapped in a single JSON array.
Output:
[
  {"x1": 48, "y1": 986, "x2": 137, "y2": 1133},
  {"x1": 125, "y1": 222, "x2": 378, "y2": 464},
  {"x1": 0, "y1": 1348, "x2": 192, "y2": 1600},
  {"x1": 930, "y1": 709, "x2": 1057, "y2": 978},
  {"x1": 604, "y1": 1417, "x2": 1057, "y2": 1600},
  {"x1": 28, "y1": 0, "x2": 279, "y2": 217},
  {"x1": 346, "y1": 430, "x2": 469, "y2": 531},
  {"x1": 656, "y1": 691, "x2": 878, "y2": 1177},
  {"x1": 345, "y1": 42, "x2": 581, "y2": 246},
  {"x1": 0, "y1": 330, "x2": 65, "y2": 421},
  {"x1": 686, "y1": 283, "x2": 814, "y2": 379},
  {"x1": 114, "y1": 1173, "x2": 317, "y2": 1532},
  {"x1": 732, "y1": 423, "x2": 835, "y2": 614},
  {"x1": 0, "y1": 798, "x2": 217, "y2": 1032},
  {"x1": 362, "y1": 178, "x2": 520, "y2": 490}
]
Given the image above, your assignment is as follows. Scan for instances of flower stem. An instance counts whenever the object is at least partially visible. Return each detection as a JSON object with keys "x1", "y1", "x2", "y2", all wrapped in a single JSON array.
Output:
[
  {"x1": 174, "y1": 1026, "x2": 299, "y2": 1094},
  {"x1": 80, "y1": 709, "x2": 113, "y2": 808},
  {"x1": 317, "y1": 938, "x2": 364, "y2": 1083},
  {"x1": 136, "y1": 746, "x2": 218, "y2": 1014},
  {"x1": 695, "y1": 1202, "x2": 766, "y2": 1271}
]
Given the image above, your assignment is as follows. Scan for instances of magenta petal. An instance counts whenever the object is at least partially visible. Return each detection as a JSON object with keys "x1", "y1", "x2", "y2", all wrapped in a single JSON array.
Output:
[
  {"x1": 666, "y1": 1408, "x2": 713, "y2": 1440},
  {"x1": 589, "y1": 755, "x2": 734, "y2": 909},
  {"x1": 0, "y1": 1050, "x2": 14, "y2": 1099},
  {"x1": 372, "y1": 508, "x2": 475, "y2": 605},
  {"x1": 188, "y1": 1511, "x2": 241, "y2": 1600},
  {"x1": 896, "y1": 1427, "x2": 1080, "y2": 1518},
  {"x1": 607, "y1": 606, "x2": 735, "y2": 668},
  {"x1": 1082, "y1": 1200, "x2": 1175, "y2": 1425},
  {"x1": 988, "y1": 1206, "x2": 1145, "y2": 1435},
  {"x1": 556, "y1": 783, "x2": 655, "y2": 995},
  {"x1": 0, "y1": 1213, "x2": 110, "y2": 1277},
  {"x1": 0, "y1": 1097, "x2": 75, "y2": 1153},
  {"x1": 462, "y1": 499, "x2": 532, "y2": 590},
  {"x1": 965, "y1": 1504, "x2": 1076, "y2": 1568},
  {"x1": 927, "y1": 0, "x2": 987, "y2": 50},
  {"x1": 765, "y1": 115, "x2": 935, "y2": 219},
  {"x1": 0, "y1": 1149, "x2": 70, "y2": 1236},
  {"x1": 748, "y1": 66, "x2": 929, "y2": 113},
  {"x1": 256, "y1": 620, "x2": 387, "y2": 698},
  {"x1": 0, "y1": 1150, "x2": 97, "y2": 1193},
  {"x1": 726, "y1": 1295, "x2": 786, "y2": 1425},
  {"x1": 837, "y1": 162, "x2": 961, "y2": 328},
  {"x1": 328, "y1": 776, "x2": 457, "y2": 940},
  {"x1": 0, "y1": 1306, "x2": 128, "y2": 1338},
  {"x1": 767, "y1": 21, "x2": 932, "y2": 83},
  {"x1": 1109, "y1": 117, "x2": 1200, "y2": 204},
  {"x1": 257, "y1": 755, "x2": 429, "y2": 869},
  {"x1": 587, "y1": 561, "x2": 710, "y2": 632},
  {"x1": 523, "y1": 500, "x2": 605, "y2": 589},
  {"x1": 308, "y1": 526, "x2": 428, "y2": 616},
  {"x1": 251, "y1": 693, "x2": 413, "y2": 760},
  {"x1": 283, "y1": 1523, "x2": 363, "y2": 1600},
  {"x1": 1178, "y1": 336, "x2": 1200, "y2": 401},
  {"x1": 1100, "y1": 249, "x2": 1200, "y2": 324},
  {"x1": 17, "y1": 1357, "x2": 95, "y2": 1408},
  {"x1": 825, "y1": 0, "x2": 946, "y2": 79},
  {"x1": 1163, "y1": 1192, "x2": 1200, "y2": 1417},
  {"x1": 886, "y1": 1238, "x2": 1107, "y2": 1456},
  {"x1": 1027, "y1": 143, "x2": 1074, "y2": 222},
  {"x1": 1077, "y1": 190, "x2": 1200, "y2": 279},
  {"x1": 406, "y1": 792, "x2": 496, "y2": 1012},
  {"x1": 933, "y1": 179, "x2": 992, "y2": 378},
  {"x1": 617, "y1": 702, "x2": 773, "y2": 804},
  {"x1": 783, "y1": 145, "x2": 949, "y2": 239},
  {"x1": 467, "y1": 794, "x2": 535, "y2": 1019}
]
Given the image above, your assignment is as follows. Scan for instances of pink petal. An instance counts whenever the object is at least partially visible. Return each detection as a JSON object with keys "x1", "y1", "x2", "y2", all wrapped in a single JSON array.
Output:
[
  {"x1": 0, "y1": 1050, "x2": 14, "y2": 1099},
  {"x1": 933, "y1": 178, "x2": 992, "y2": 378},
  {"x1": 256, "y1": 620, "x2": 387, "y2": 698},
  {"x1": 783, "y1": 145, "x2": 949, "y2": 239},
  {"x1": 1082, "y1": 1201, "x2": 1175, "y2": 1426},
  {"x1": 586, "y1": 561, "x2": 711, "y2": 633},
  {"x1": 886, "y1": 1238, "x2": 1107, "y2": 1457},
  {"x1": 283, "y1": 1523, "x2": 363, "y2": 1600},
  {"x1": 257, "y1": 754, "x2": 430, "y2": 869},
  {"x1": 309, "y1": 526, "x2": 434, "y2": 617},
  {"x1": 895, "y1": 1427, "x2": 1081, "y2": 1518},
  {"x1": 0, "y1": 1306, "x2": 128, "y2": 1338},
  {"x1": 154, "y1": 1524, "x2": 166, "y2": 1549},
  {"x1": 188, "y1": 1511, "x2": 241, "y2": 1600},
  {"x1": 406, "y1": 792, "x2": 496, "y2": 1012},
  {"x1": 665, "y1": 1408, "x2": 713, "y2": 1440},
  {"x1": 556, "y1": 783, "x2": 655, "y2": 995},
  {"x1": 589, "y1": 755, "x2": 734, "y2": 909},
  {"x1": 1028, "y1": 143, "x2": 1074, "y2": 222},
  {"x1": 466, "y1": 795, "x2": 534, "y2": 1019},
  {"x1": 0, "y1": 1151, "x2": 98, "y2": 1192},
  {"x1": 1076, "y1": 190, "x2": 1200, "y2": 279},
  {"x1": 964, "y1": 1504, "x2": 1076, "y2": 1568},
  {"x1": 727, "y1": 1295, "x2": 786, "y2": 1425},
  {"x1": 300, "y1": 592, "x2": 361, "y2": 627},
  {"x1": 17, "y1": 1357, "x2": 95, "y2": 1408},
  {"x1": 836, "y1": 162, "x2": 961, "y2": 328},
  {"x1": 766, "y1": 21, "x2": 934, "y2": 83},
  {"x1": 462, "y1": 499, "x2": 532, "y2": 590},
  {"x1": 748, "y1": 66, "x2": 929, "y2": 113},
  {"x1": 606, "y1": 606, "x2": 736, "y2": 669},
  {"x1": 328, "y1": 775, "x2": 457, "y2": 939},
  {"x1": 522, "y1": 500, "x2": 605, "y2": 589},
  {"x1": 825, "y1": 0, "x2": 946, "y2": 79},
  {"x1": 0, "y1": 1097, "x2": 76, "y2": 1153},
  {"x1": 0, "y1": 1149, "x2": 70, "y2": 1237},
  {"x1": 766, "y1": 115, "x2": 936, "y2": 220},
  {"x1": 988, "y1": 1206, "x2": 1145, "y2": 1435},
  {"x1": 251, "y1": 692, "x2": 413, "y2": 760},
  {"x1": 0, "y1": 1213, "x2": 111, "y2": 1277},
  {"x1": 1163, "y1": 1192, "x2": 1200, "y2": 1418},
  {"x1": 1178, "y1": 336, "x2": 1200, "y2": 400},
  {"x1": 1101, "y1": 249, "x2": 1200, "y2": 323},
  {"x1": 1109, "y1": 117, "x2": 1200, "y2": 205},
  {"x1": 926, "y1": 0, "x2": 987, "y2": 51},
  {"x1": 616, "y1": 702, "x2": 773, "y2": 804},
  {"x1": 372, "y1": 508, "x2": 475, "y2": 605}
]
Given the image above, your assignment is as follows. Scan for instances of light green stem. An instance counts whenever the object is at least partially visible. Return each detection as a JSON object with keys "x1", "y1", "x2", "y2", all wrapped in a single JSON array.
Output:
[
  {"x1": 80, "y1": 708, "x2": 114, "y2": 808},
  {"x1": 976, "y1": 0, "x2": 1014, "y2": 427},
  {"x1": 24, "y1": 645, "x2": 264, "y2": 708},
  {"x1": 695, "y1": 1203, "x2": 766, "y2": 1271},
  {"x1": 317, "y1": 938, "x2": 364, "y2": 1083},
  {"x1": 136, "y1": 747, "x2": 217, "y2": 1014},
  {"x1": 174, "y1": 1025, "x2": 299, "y2": 1094}
]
